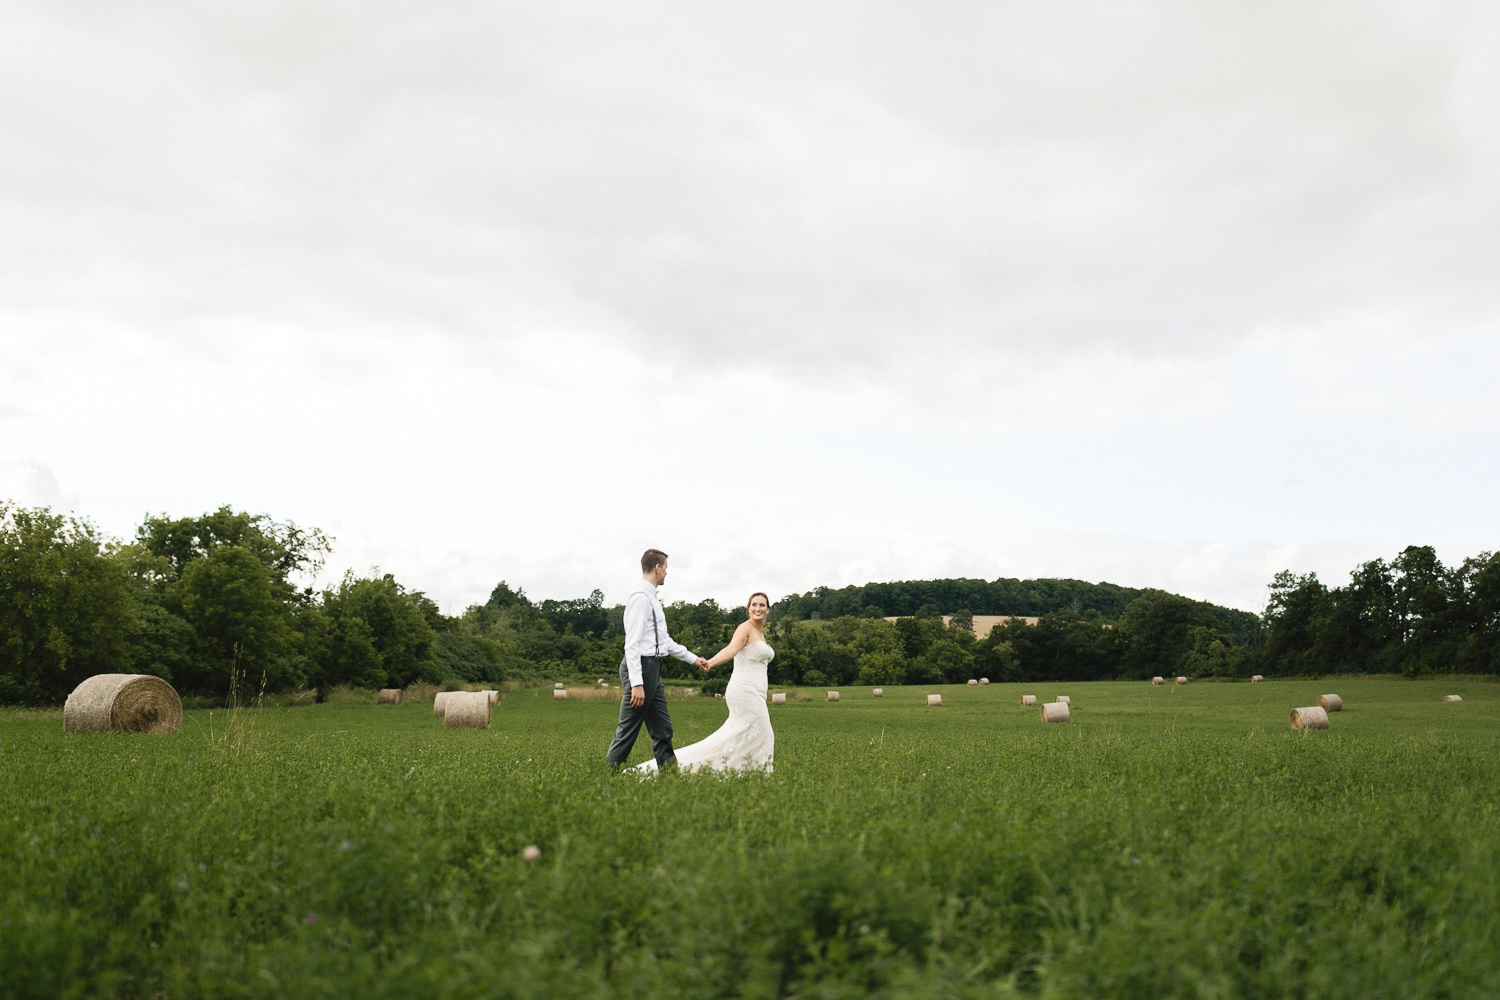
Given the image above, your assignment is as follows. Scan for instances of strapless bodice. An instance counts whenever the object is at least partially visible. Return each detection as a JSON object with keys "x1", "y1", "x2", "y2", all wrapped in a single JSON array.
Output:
[{"x1": 734, "y1": 640, "x2": 774, "y2": 667}]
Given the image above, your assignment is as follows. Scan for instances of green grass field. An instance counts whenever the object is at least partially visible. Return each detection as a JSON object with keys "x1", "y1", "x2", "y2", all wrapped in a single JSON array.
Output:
[{"x1": 3, "y1": 679, "x2": 1498, "y2": 999}]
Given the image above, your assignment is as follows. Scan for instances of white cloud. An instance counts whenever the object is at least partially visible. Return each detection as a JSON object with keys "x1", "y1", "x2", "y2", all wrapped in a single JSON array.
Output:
[{"x1": 2, "y1": 0, "x2": 1497, "y2": 616}]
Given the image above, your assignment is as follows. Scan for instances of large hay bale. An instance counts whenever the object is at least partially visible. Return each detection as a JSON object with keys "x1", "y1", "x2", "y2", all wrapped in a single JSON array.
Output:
[
  {"x1": 1444, "y1": 694, "x2": 1463, "y2": 702},
  {"x1": 552, "y1": 689, "x2": 568, "y2": 701},
  {"x1": 1055, "y1": 695, "x2": 1070, "y2": 705},
  {"x1": 1040, "y1": 702, "x2": 1070, "y2": 723},
  {"x1": 377, "y1": 688, "x2": 403, "y2": 705},
  {"x1": 1151, "y1": 677, "x2": 1164, "y2": 685},
  {"x1": 1251, "y1": 675, "x2": 1264, "y2": 683},
  {"x1": 444, "y1": 691, "x2": 491, "y2": 729},
  {"x1": 872, "y1": 688, "x2": 883, "y2": 698},
  {"x1": 927, "y1": 694, "x2": 943, "y2": 706},
  {"x1": 826, "y1": 691, "x2": 840, "y2": 703},
  {"x1": 979, "y1": 677, "x2": 989, "y2": 685},
  {"x1": 482, "y1": 689, "x2": 499, "y2": 705},
  {"x1": 1176, "y1": 676, "x2": 1188, "y2": 685},
  {"x1": 1317, "y1": 694, "x2": 1342, "y2": 712},
  {"x1": 64, "y1": 674, "x2": 182, "y2": 734},
  {"x1": 967, "y1": 679, "x2": 978, "y2": 687},
  {"x1": 433, "y1": 692, "x2": 452, "y2": 716},
  {"x1": 771, "y1": 692, "x2": 787, "y2": 705},
  {"x1": 1020, "y1": 695, "x2": 1037, "y2": 707},
  {"x1": 1290, "y1": 706, "x2": 1329, "y2": 730}
]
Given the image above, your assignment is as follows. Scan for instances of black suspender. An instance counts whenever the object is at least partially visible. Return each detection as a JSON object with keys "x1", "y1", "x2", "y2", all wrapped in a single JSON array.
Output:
[{"x1": 630, "y1": 591, "x2": 662, "y2": 658}]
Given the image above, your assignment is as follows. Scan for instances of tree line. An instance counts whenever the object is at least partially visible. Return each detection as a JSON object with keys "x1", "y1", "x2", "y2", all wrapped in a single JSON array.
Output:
[{"x1": 4, "y1": 501, "x2": 1496, "y2": 704}]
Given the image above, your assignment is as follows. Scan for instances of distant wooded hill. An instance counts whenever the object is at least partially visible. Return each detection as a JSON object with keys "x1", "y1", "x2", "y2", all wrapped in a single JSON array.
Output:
[{"x1": 772, "y1": 577, "x2": 1259, "y2": 646}]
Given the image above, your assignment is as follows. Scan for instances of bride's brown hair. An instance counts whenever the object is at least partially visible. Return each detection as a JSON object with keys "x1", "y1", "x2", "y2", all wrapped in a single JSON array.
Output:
[{"x1": 747, "y1": 592, "x2": 770, "y2": 609}]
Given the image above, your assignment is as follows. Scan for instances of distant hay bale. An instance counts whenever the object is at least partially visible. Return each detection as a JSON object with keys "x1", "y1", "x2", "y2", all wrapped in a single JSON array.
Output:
[
  {"x1": 1317, "y1": 694, "x2": 1343, "y2": 712},
  {"x1": 872, "y1": 688, "x2": 883, "y2": 697},
  {"x1": 1251, "y1": 675, "x2": 1264, "y2": 683},
  {"x1": 771, "y1": 692, "x2": 787, "y2": 705},
  {"x1": 552, "y1": 689, "x2": 568, "y2": 701},
  {"x1": 597, "y1": 679, "x2": 607, "y2": 686},
  {"x1": 967, "y1": 679, "x2": 978, "y2": 686},
  {"x1": 1176, "y1": 677, "x2": 1188, "y2": 685},
  {"x1": 1444, "y1": 694, "x2": 1463, "y2": 702},
  {"x1": 64, "y1": 674, "x2": 182, "y2": 734},
  {"x1": 979, "y1": 678, "x2": 989, "y2": 685},
  {"x1": 1020, "y1": 695, "x2": 1037, "y2": 707},
  {"x1": 443, "y1": 691, "x2": 491, "y2": 728},
  {"x1": 826, "y1": 691, "x2": 840, "y2": 703},
  {"x1": 482, "y1": 690, "x2": 499, "y2": 705},
  {"x1": 1290, "y1": 706, "x2": 1329, "y2": 730},
  {"x1": 927, "y1": 694, "x2": 943, "y2": 706},
  {"x1": 1055, "y1": 695, "x2": 1070, "y2": 705},
  {"x1": 553, "y1": 682, "x2": 564, "y2": 690},
  {"x1": 1040, "y1": 702, "x2": 1070, "y2": 723},
  {"x1": 1151, "y1": 677, "x2": 1164, "y2": 685},
  {"x1": 433, "y1": 692, "x2": 452, "y2": 716},
  {"x1": 377, "y1": 688, "x2": 403, "y2": 705}
]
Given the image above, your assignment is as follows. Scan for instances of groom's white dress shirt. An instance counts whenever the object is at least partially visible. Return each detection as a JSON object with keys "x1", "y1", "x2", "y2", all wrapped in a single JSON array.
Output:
[{"x1": 623, "y1": 579, "x2": 698, "y2": 688}]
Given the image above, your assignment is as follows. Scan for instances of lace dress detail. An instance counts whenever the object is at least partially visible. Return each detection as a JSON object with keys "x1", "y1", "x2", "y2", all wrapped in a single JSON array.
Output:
[{"x1": 633, "y1": 641, "x2": 775, "y2": 775}]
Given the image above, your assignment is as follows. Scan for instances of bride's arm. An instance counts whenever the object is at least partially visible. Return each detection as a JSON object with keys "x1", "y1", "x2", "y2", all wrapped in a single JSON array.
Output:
[{"x1": 702, "y1": 622, "x2": 752, "y2": 671}]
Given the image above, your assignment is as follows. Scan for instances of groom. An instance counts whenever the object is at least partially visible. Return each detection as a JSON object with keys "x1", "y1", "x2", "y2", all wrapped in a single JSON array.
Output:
[{"x1": 606, "y1": 548, "x2": 708, "y2": 770}]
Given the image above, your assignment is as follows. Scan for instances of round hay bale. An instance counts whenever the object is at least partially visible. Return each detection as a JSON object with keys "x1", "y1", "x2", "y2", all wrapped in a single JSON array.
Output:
[
  {"x1": 552, "y1": 689, "x2": 568, "y2": 701},
  {"x1": 1020, "y1": 695, "x2": 1037, "y2": 707},
  {"x1": 967, "y1": 679, "x2": 978, "y2": 686},
  {"x1": 872, "y1": 688, "x2": 883, "y2": 697},
  {"x1": 443, "y1": 691, "x2": 491, "y2": 729},
  {"x1": 1176, "y1": 676, "x2": 1188, "y2": 685},
  {"x1": 979, "y1": 677, "x2": 989, "y2": 685},
  {"x1": 64, "y1": 674, "x2": 182, "y2": 734},
  {"x1": 1251, "y1": 675, "x2": 1264, "y2": 683},
  {"x1": 1290, "y1": 706, "x2": 1329, "y2": 730},
  {"x1": 1151, "y1": 676, "x2": 1164, "y2": 685},
  {"x1": 1444, "y1": 694, "x2": 1463, "y2": 702},
  {"x1": 1317, "y1": 693, "x2": 1342, "y2": 712},
  {"x1": 1055, "y1": 695, "x2": 1070, "y2": 705},
  {"x1": 377, "y1": 688, "x2": 403, "y2": 705},
  {"x1": 826, "y1": 691, "x2": 840, "y2": 703},
  {"x1": 1040, "y1": 702, "x2": 1070, "y2": 723},
  {"x1": 927, "y1": 694, "x2": 943, "y2": 706},
  {"x1": 433, "y1": 692, "x2": 452, "y2": 716},
  {"x1": 553, "y1": 682, "x2": 564, "y2": 690},
  {"x1": 482, "y1": 689, "x2": 499, "y2": 705},
  {"x1": 771, "y1": 692, "x2": 787, "y2": 705}
]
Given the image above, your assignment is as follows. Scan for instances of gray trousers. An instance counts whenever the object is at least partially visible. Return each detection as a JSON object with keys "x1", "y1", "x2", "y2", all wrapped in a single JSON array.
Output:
[{"x1": 605, "y1": 655, "x2": 676, "y2": 769}]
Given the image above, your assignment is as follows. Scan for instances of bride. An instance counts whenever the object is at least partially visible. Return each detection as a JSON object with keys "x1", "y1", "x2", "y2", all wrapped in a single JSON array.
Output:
[{"x1": 631, "y1": 592, "x2": 775, "y2": 775}]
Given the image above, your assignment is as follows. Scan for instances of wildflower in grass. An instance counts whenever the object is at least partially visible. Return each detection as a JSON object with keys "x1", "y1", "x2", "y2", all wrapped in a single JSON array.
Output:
[
  {"x1": 175, "y1": 878, "x2": 189, "y2": 891},
  {"x1": 304, "y1": 912, "x2": 317, "y2": 925},
  {"x1": 523, "y1": 845, "x2": 541, "y2": 861},
  {"x1": 341, "y1": 840, "x2": 353, "y2": 851}
]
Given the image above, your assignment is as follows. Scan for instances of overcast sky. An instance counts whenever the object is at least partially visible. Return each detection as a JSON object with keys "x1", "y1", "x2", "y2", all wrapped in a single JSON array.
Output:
[{"x1": 3, "y1": 0, "x2": 1497, "y2": 615}]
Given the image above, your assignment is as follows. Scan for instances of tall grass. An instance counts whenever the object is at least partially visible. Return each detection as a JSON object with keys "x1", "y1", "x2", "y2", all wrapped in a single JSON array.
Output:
[{"x1": 1, "y1": 679, "x2": 1496, "y2": 998}]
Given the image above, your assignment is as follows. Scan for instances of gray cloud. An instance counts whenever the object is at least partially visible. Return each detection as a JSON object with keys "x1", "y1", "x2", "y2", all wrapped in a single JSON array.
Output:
[{"x1": 2, "y1": 1, "x2": 1496, "y2": 613}]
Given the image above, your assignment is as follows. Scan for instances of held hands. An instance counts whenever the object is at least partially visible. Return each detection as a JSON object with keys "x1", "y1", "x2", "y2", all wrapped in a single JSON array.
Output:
[
  {"x1": 630, "y1": 685, "x2": 645, "y2": 708},
  {"x1": 696, "y1": 657, "x2": 711, "y2": 673}
]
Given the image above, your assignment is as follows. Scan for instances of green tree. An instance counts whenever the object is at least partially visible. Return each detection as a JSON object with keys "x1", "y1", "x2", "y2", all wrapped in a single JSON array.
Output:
[
  {"x1": 169, "y1": 545, "x2": 296, "y2": 696},
  {"x1": 1119, "y1": 591, "x2": 1231, "y2": 679},
  {"x1": 1260, "y1": 571, "x2": 1331, "y2": 676},
  {"x1": 314, "y1": 573, "x2": 440, "y2": 691},
  {"x1": 0, "y1": 503, "x2": 136, "y2": 704},
  {"x1": 133, "y1": 507, "x2": 331, "y2": 696}
]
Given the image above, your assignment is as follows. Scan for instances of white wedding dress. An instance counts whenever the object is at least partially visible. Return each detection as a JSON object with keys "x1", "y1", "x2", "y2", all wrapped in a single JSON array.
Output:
[{"x1": 633, "y1": 640, "x2": 776, "y2": 775}]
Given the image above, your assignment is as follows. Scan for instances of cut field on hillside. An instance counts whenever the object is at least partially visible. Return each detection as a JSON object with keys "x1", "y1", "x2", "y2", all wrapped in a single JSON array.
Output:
[{"x1": 3, "y1": 679, "x2": 1497, "y2": 998}]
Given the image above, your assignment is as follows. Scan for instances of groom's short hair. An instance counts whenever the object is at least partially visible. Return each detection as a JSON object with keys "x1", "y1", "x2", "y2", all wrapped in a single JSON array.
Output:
[{"x1": 641, "y1": 549, "x2": 669, "y2": 573}]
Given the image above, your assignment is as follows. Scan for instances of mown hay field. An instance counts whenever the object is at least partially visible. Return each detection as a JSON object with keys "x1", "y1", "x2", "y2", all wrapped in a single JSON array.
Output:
[{"x1": 3, "y1": 679, "x2": 1498, "y2": 999}]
